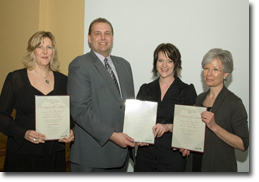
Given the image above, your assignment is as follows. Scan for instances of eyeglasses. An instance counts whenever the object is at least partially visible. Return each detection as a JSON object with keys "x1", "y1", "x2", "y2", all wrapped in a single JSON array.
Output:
[{"x1": 202, "y1": 67, "x2": 222, "y2": 74}]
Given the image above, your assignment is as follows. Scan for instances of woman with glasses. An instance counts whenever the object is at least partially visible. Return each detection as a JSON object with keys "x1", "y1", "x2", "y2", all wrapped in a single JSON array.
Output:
[{"x1": 193, "y1": 48, "x2": 249, "y2": 172}]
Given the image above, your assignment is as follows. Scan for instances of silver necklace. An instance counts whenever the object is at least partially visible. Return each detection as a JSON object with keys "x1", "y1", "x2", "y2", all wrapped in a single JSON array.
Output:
[{"x1": 34, "y1": 69, "x2": 50, "y2": 84}]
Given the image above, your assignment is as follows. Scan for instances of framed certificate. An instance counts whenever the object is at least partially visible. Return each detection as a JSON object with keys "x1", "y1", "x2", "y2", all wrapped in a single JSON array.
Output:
[
  {"x1": 123, "y1": 99, "x2": 158, "y2": 144},
  {"x1": 171, "y1": 104, "x2": 206, "y2": 153},
  {"x1": 35, "y1": 95, "x2": 70, "y2": 140}
]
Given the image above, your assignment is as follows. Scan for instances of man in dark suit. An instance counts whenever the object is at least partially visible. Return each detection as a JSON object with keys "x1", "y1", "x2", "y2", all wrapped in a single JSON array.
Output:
[{"x1": 67, "y1": 18, "x2": 135, "y2": 172}]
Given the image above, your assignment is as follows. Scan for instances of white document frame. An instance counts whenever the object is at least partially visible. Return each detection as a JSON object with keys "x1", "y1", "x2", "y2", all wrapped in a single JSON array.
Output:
[
  {"x1": 123, "y1": 99, "x2": 158, "y2": 144},
  {"x1": 171, "y1": 104, "x2": 206, "y2": 153},
  {"x1": 35, "y1": 95, "x2": 70, "y2": 140}
]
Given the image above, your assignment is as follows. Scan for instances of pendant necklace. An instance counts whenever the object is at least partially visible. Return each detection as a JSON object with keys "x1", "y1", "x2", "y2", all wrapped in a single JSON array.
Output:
[
  {"x1": 45, "y1": 77, "x2": 50, "y2": 84},
  {"x1": 34, "y1": 69, "x2": 50, "y2": 84}
]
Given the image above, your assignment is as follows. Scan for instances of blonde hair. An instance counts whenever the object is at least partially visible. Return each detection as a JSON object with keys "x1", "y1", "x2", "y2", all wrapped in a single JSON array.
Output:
[{"x1": 23, "y1": 31, "x2": 59, "y2": 71}]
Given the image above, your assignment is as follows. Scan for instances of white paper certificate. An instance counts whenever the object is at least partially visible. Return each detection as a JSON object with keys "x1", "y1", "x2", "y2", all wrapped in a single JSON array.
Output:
[
  {"x1": 123, "y1": 99, "x2": 157, "y2": 144},
  {"x1": 171, "y1": 104, "x2": 206, "y2": 153},
  {"x1": 35, "y1": 95, "x2": 70, "y2": 140}
]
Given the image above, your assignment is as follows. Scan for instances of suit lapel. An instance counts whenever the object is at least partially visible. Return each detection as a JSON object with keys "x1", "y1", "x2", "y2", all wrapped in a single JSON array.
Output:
[
  {"x1": 90, "y1": 51, "x2": 123, "y2": 103},
  {"x1": 111, "y1": 56, "x2": 124, "y2": 102}
]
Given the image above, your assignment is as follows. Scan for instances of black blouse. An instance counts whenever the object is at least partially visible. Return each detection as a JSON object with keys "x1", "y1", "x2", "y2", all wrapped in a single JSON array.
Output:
[
  {"x1": 135, "y1": 77, "x2": 197, "y2": 171},
  {"x1": 0, "y1": 68, "x2": 73, "y2": 155}
]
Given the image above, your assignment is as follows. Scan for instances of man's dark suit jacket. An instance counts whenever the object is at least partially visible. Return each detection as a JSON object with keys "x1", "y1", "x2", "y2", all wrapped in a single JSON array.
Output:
[{"x1": 67, "y1": 51, "x2": 135, "y2": 168}]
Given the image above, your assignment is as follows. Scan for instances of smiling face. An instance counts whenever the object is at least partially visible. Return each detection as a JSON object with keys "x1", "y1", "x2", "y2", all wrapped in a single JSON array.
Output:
[
  {"x1": 88, "y1": 22, "x2": 114, "y2": 57},
  {"x1": 34, "y1": 37, "x2": 53, "y2": 68},
  {"x1": 156, "y1": 51, "x2": 175, "y2": 79},
  {"x1": 203, "y1": 58, "x2": 229, "y2": 88}
]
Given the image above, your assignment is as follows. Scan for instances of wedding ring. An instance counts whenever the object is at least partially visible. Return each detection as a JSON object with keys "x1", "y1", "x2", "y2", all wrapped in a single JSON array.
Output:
[{"x1": 33, "y1": 138, "x2": 36, "y2": 142}]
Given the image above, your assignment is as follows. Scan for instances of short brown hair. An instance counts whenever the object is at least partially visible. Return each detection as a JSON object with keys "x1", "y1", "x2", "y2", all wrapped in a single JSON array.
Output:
[
  {"x1": 152, "y1": 43, "x2": 182, "y2": 78},
  {"x1": 23, "y1": 31, "x2": 59, "y2": 71},
  {"x1": 88, "y1": 17, "x2": 114, "y2": 35}
]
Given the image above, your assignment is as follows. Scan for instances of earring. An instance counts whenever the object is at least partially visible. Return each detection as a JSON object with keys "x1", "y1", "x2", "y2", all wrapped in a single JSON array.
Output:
[{"x1": 223, "y1": 77, "x2": 227, "y2": 84}]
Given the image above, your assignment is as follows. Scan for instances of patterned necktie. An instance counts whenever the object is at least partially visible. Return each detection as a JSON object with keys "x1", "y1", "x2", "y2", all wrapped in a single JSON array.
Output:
[{"x1": 104, "y1": 58, "x2": 120, "y2": 94}]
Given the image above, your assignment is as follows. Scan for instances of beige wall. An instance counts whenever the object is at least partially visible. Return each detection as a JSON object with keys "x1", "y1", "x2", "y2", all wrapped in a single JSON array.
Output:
[
  {"x1": 39, "y1": 0, "x2": 85, "y2": 74},
  {"x1": 0, "y1": 0, "x2": 84, "y2": 142}
]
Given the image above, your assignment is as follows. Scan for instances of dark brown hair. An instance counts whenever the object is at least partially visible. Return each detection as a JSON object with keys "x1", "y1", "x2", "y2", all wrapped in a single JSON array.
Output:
[{"x1": 152, "y1": 43, "x2": 182, "y2": 78}]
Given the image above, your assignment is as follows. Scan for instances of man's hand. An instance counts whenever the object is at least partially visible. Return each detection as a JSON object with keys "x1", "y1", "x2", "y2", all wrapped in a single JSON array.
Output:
[{"x1": 110, "y1": 132, "x2": 135, "y2": 148}]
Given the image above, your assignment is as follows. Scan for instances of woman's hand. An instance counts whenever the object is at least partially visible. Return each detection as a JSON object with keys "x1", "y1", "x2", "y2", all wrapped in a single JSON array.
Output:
[
  {"x1": 24, "y1": 130, "x2": 46, "y2": 144},
  {"x1": 173, "y1": 148, "x2": 190, "y2": 157},
  {"x1": 136, "y1": 142, "x2": 149, "y2": 146},
  {"x1": 201, "y1": 111, "x2": 217, "y2": 131},
  {"x1": 201, "y1": 111, "x2": 245, "y2": 151},
  {"x1": 58, "y1": 130, "x2": 75, "y2": 143},
  {"x1": 152, "y1": 123, "x2": 172, "y2": 138}
]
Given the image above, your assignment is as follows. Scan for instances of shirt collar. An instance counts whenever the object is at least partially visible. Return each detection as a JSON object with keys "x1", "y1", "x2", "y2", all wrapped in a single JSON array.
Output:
[{"x1": 92, "y1": 50, "x2": 111, "y2": 63}]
